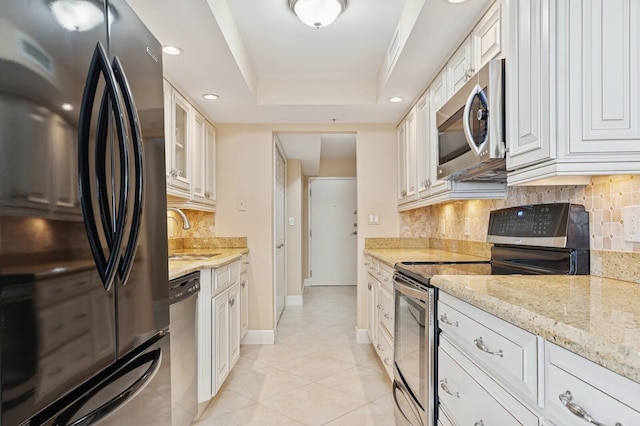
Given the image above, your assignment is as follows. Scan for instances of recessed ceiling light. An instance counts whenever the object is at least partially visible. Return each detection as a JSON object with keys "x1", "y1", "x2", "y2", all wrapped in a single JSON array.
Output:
[
  {"x1": 61, "y1": 103, "x2": 74, "y2": 111},
  {"x1": 447, "y1": 0, "x2": 468, "y2": 3},
  {"x1": 203, "y1": 94, "x2": 219, "y2": 100},
  {"x1": 388, "y1": 96, "x2": 403, "y2": 103},
  {"x1": 162, "y1": 45, "x2": 183, "y2": 56}
]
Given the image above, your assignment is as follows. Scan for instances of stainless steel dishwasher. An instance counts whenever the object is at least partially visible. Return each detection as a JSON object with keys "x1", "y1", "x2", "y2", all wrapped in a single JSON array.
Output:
[{"x1": 169, "y1": 271, "x2": 200, "y2": 426}]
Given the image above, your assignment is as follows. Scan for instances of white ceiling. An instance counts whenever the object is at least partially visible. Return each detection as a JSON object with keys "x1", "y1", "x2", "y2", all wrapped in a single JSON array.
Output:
[{"x1": 126, "y1": 0, "x2": 491, "y2": 169}]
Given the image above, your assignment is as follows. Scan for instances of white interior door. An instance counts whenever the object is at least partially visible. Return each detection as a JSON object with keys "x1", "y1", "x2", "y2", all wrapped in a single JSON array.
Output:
[
  {"x1": 309, "y1": 178, "x2": 357, "y2": 286},
  {"x1": 275, "y1": 148, "x2": 286, "y2": 322}
]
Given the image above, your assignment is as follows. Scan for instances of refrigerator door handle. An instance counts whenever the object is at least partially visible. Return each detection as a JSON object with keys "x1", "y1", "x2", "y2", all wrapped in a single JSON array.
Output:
[
  {"x1": 111, "y1": 56, "x2": 144, "y2": 284},
  {"x1": 52, "y1": 348, "x2": 162, "y2": 426},
  {"x1": 78, "y1": 42, "x2": 130, "y2": 291}
]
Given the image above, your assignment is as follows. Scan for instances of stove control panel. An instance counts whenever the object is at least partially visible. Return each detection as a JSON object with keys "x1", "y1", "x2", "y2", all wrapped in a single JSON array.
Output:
[{"x1": 487, "y1": 203, "x2": 589, "y2": 249}]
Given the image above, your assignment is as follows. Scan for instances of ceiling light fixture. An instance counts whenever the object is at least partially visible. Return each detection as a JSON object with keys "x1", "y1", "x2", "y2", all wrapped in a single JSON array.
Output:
[
  {"x1": 49, "y1": 0, "x2": 114, "y2": 32},
  {"x1": 288, "y1": 0, "x2": 347, "y2": 29},
  {"x1": 61, "y1": 103, "x2": 74, "y2": 111},
  {"x1": 162, "y1": 45, "x2": 183, "y2": 56},
  {"x1": 203, "y1": 94, "x2": 219, "y2": 100},
  {"x1": 388, "y1": 96, "x2": 403, "y2": 103},
  {"x1": 446, "y1": 0, "x2": 468, "y2": 3}
]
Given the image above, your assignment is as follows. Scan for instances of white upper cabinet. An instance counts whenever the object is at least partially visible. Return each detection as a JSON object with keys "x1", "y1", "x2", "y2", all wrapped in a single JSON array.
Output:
[
  {"x1": 397, "y1": 6, "x2": 507, "y2": 212},
  {"x1": 447, "y1": 37, "x2": 473, "y2": 97},
  {"x1": 164, "y1": 79, "x2": 216, "y2": 211},
  {"x1": 165, "y1": 81, "x2": 192, "y2": 197},
  {"x1": 507, "y1": 0, "x2": 640, "y2": 185},
  {"x1": 473, "y1": 2, "x2": 503, "y2": 72}
]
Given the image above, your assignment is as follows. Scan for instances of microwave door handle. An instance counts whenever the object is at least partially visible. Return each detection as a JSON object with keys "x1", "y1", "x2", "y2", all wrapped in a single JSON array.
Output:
[{"x1": 463, "y1": 84, "x2": 482, "y2": 154}]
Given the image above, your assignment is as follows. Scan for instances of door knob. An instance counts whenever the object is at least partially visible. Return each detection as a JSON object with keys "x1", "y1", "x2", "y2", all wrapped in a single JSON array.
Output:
[{"x1": 351, "y1": 231, "x2": 357, "y2": 236}]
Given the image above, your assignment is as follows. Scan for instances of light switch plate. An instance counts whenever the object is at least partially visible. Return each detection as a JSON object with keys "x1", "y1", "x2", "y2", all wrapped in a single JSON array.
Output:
[
  {"x1": 623, "y1": 206, "x2": 640, "y2": 242},
  {"x1": 288, "y1": 217, "x2": 295, "y2": 226}
]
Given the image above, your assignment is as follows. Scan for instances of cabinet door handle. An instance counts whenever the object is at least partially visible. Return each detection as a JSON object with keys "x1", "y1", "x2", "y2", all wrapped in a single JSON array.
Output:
[
  {"x1": 376, "y1": 344, "x2": 383, "y2": 351},
  {"x1": 474, "y1": 421, "x2": 484, "y2": 426},
  {"x1": 384, "y1": 313, "x2": 392, "y2": 320},
  {"x1": 473, "y1": 337, "x2": 503, "y2": 357},
  {"x1": 558, "y1": 391, "x2": 622, "y2": 426},
  {"x1": 383, "y1": 358, "x2": 392, "y2": 367},
  {"x1": 439, "y1": 379, "x2": 459, "y2": 398},
  {"x1": 439, "y1": 314, "x2": 458, "y2": 327},
  {"x1": 377, "y1": 304, "x2": 383, "y2": 310},
  {"x1": 229, "y1": 298, "x2": 235, "y2": 307}
]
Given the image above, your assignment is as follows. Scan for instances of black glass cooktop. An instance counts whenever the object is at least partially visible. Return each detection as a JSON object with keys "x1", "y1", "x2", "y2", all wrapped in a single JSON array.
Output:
[{"x1": 395, "y1": 261, "x2": 492, "y2": 284}]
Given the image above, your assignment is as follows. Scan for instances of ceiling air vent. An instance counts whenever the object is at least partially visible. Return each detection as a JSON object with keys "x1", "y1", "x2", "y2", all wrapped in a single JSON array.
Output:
[{"x1": 387, "y1": 28, "x2": 400, "y2": 71}]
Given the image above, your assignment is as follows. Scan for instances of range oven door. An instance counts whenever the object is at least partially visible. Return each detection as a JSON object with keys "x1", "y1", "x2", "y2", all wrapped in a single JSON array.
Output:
[{"x1": 393, "y1": 273, "x2": 436, "y2": 426}]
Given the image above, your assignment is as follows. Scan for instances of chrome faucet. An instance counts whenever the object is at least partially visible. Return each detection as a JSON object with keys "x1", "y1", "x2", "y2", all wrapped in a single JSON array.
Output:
[{"x1": 167, "y1": 207, "x2": 191, "y2": 230}]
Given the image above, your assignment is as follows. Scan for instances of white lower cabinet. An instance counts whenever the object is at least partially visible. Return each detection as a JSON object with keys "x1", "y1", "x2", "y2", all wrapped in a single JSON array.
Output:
[
  {"x1": 212, "y1": 282, "x2": 241, "y2": 396},
  {"x1": 438, "y1": 290, "x2": 640, "y2": 426},
  {"x1": 438, "y1": 337, "x2": 539, "y2": 426},
  {"x1": 195, "y1": 264, "x2": 244, "y2": 406},
  {"x1": 544, "y1": 342, "x2": 640, "y2": 426},
  {"x1": 240, "y1": 255, "x2": 249, "y2": 339},
  {"x1": 213, "y1": 290, "x2": 229, "y2": 393},
  {"x1": 365, "y1": 256, "x2": 394, "y2": 381}
]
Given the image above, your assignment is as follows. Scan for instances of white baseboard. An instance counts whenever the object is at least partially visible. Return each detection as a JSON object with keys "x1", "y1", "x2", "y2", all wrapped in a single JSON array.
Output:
[
  {"x1": 241, "y1": 330, "x2": 275, "y2": 345},
  {"x1": 355, "y1": 328, "x2": 370, "y2": 344},
  {"x1": 286, "y1": 295, "x2": 303, "y2": 306}
]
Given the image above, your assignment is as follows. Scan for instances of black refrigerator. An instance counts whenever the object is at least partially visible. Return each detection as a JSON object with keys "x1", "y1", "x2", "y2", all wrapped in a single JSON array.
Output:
[{"x1": 0, "y1": 0, "x2": 171, "y2": 424}]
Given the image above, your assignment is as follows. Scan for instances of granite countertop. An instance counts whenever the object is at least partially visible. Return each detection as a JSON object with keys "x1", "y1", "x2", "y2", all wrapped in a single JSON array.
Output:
[
  {"x1": 365, "y1": 248, "x2": 640, "y2": 384},
  {"x1": 168, "y1": 248, "x2": 249, "y2": 280},
  {"x1": 364, "y1": 248, "x2": 489, "y2": 267},
  {"x1": 432, "y1": 274, "x2": 640, "y2": 384}
]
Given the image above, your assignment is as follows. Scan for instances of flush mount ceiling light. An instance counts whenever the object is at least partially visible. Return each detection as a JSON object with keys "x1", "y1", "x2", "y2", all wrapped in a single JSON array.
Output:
[
  {"x1": 388, "y1": 96, "x2": 404, "y2": 103},
  {"x1": 162, "y1": 45, "x2": 183, "y2": 56},
  {"x1": 203, "y1": 94, "x2": 219, "y2": 100},
  {"x1": 288, "y1": 0, "x2": 347, "y2": 29},
  {"x1": 49, "y1": 0, "x2": 115, "y2": 32}
]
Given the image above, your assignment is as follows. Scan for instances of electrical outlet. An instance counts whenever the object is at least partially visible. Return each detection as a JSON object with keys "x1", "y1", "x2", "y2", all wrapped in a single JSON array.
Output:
[{"x1": 623, "y1": 206, "x2": 640, "y2": 242}]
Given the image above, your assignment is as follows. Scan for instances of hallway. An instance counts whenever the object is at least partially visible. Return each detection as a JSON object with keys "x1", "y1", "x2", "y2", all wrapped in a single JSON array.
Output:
[{"x1": 193, "y1": 286, "x2": 395, "y2": 425}]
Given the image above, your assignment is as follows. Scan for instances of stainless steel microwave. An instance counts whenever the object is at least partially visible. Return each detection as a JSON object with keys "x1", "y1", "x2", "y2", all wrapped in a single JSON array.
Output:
[{"x1": 436, "y1": 58, "x2": 506, "y2": 182}]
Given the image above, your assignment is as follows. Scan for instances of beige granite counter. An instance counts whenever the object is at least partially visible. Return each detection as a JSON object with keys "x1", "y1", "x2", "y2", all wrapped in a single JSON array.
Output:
[
  {"x1": 168, "y1": 248, "x2": 249, "y2": 280},
  {"x1": 364, "y1": 248, "x2": 489, "y2": 267},
  {"x1": 432, "y1": 275, "x2": 640, "y2": 384}
]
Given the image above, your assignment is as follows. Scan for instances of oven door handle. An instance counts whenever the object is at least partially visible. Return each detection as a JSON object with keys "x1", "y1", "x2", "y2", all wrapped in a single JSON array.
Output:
[{"x1": 394, "y1": 278, "x2": 429, "y2": 303}]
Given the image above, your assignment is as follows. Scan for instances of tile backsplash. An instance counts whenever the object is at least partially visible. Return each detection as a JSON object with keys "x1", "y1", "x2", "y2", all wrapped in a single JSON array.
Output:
[
  {"x1": 400, "y1": 175, "x2": 640, "y2": 253},
  {"x1": 167, "y1": 209, "x2": 215, "y2": 240}
]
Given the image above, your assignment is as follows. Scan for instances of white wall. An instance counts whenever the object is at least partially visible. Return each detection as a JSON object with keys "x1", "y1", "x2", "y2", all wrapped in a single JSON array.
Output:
[
  {"x1": 355, "y1": 128, "x2": 399, "y2": 331},
  {"x1": 216, "y1": 123, "x2": 399, "y2": 335}
]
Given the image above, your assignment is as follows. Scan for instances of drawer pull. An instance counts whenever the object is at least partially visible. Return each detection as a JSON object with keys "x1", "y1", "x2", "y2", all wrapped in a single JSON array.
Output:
[
  {"x1": 439, "y1": 379, "x2": 459, "y2": 398},
  {"x1": 558, "y1": 391, "x2": 622, "y2": 426},
  {"x1": 439, "y1": 314, "x2": 458, "y2": 327},
  {"x1": 384, "y1": 313, "x2": 393, "y2": 320},
  {"x1": 473, "y1": 337, "x2": 503, "y2": 357},
  {"x1": 474, "y1": 421, "x2": 484, "y2": 426},
  {"x1": 383, "y1": 358, "x2": 392, "y2": 367},
  {"x1": 376, "y1": 344, "x2": 383, "y2": 352},
  {"x1": 377, "y1": 304, "x2": 384, "y2": 311}
]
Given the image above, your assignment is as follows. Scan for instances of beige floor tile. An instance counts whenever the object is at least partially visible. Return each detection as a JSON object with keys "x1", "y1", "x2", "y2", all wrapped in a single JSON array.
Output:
[
  {"x1": 240, "y1": 343, "x2": 311, "y2": 366},
  {"x1": 323, "y1": 400, "x2": 397, "y2": 426},
  {"x1": 195, "y1": 403, "x2": 305, "y2": 426},
  {"x1": 270, "y1": 352, "x2": 355, "y2": 382},
  {"x1": 261, "y1": 382, "x2": 368, "y2": 426},
  {"x1": 318, "y1": 365, "x2": 393, "y2": 403},
  {"x1": 194, "y1": 286, "x2": 394, "y2": 426},
  {"x1": 193, "y1": 389, "x2": 254, "y2": 423},
  {"x1": 225, "y1": 366, "x2": 311, "y2": 402}
]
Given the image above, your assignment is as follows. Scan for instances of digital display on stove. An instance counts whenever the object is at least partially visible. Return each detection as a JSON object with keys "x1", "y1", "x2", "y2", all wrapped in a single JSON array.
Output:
[{"x1": 487, "y1": 203, "x2": 576, "y2": 238}]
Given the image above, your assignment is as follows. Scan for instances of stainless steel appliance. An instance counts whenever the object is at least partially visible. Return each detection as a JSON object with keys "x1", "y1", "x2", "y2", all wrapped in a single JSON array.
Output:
[
  {"x1": 0, "y1": 1, "x2": 171, "y2": 424},
  {"x1": 392, "y1": 203, "x2": 590, "y2": 426},
  {"x1": 169, "y1": 272, "x2": 200, "y2": 426},
  {"x1": 436, "y1": 59, "x2": 506, "y2": 182}
]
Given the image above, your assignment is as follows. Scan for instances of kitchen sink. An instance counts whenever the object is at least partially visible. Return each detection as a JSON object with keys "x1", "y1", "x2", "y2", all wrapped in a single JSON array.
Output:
[{"x1": 168, "y1": 254, "x2": 220, "y2": 261}]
